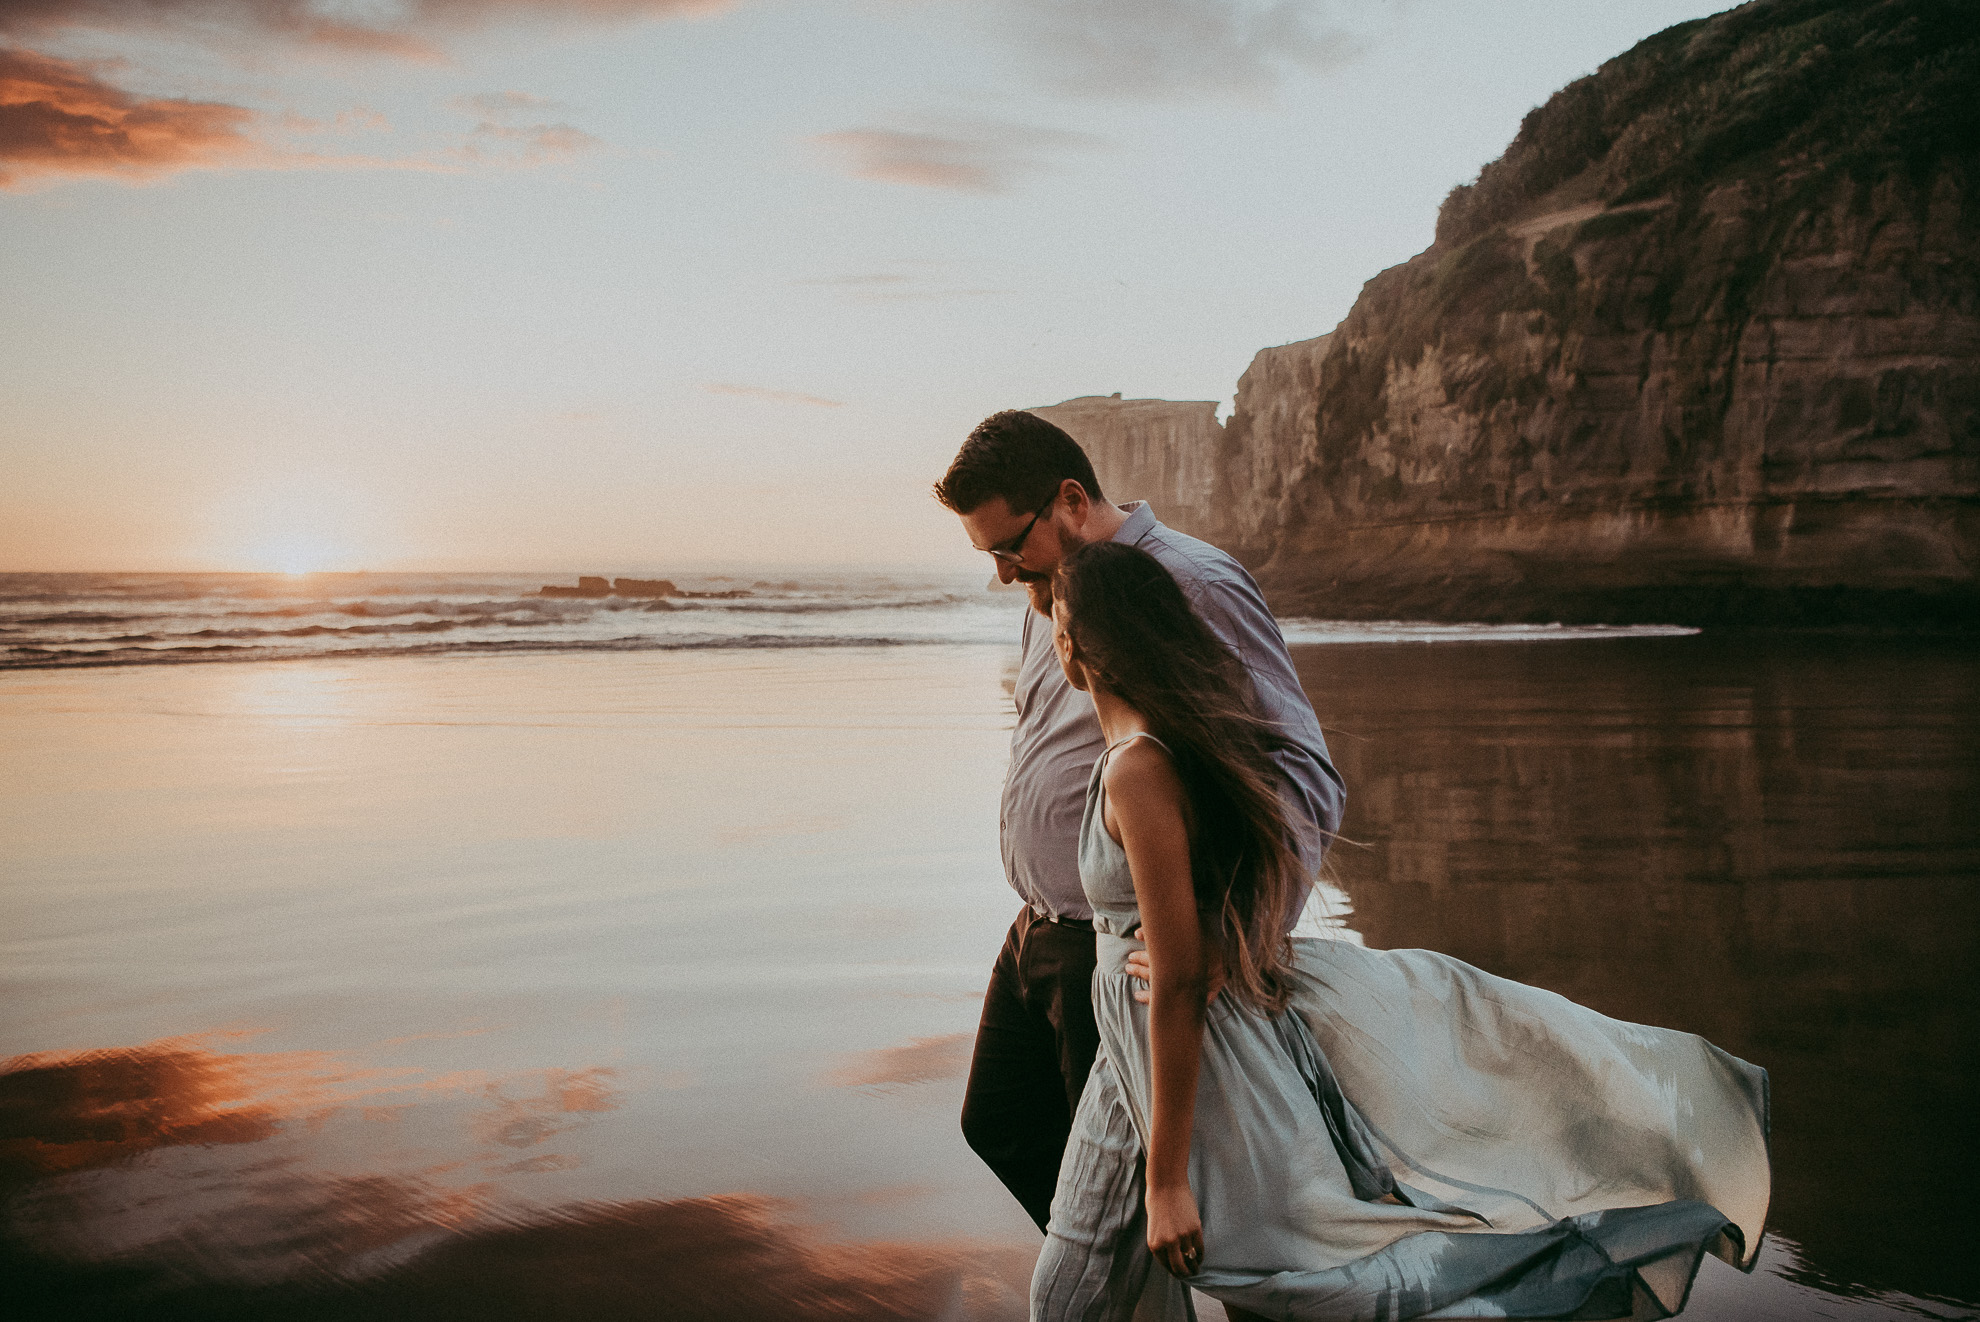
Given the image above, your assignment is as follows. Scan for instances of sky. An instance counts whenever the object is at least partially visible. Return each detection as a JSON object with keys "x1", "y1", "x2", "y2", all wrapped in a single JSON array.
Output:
[{"x1": 0, "y1": 0, "x2": 1728, "y2": 574}]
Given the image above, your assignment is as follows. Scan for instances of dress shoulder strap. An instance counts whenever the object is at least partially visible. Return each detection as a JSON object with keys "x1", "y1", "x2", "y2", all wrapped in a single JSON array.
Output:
[{"x1": 1102, "y1": 730, "x2": 1172, "y2": 760}]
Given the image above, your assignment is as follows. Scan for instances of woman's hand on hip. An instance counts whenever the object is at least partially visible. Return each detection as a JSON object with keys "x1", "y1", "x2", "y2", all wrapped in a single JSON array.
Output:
[
  {"x1": 1125, "y1": 946, "x2": 1225, "y2": 1006},
  {"x1": 1145, "y1": 1183, "x2": 1204, "y2": 1278}
]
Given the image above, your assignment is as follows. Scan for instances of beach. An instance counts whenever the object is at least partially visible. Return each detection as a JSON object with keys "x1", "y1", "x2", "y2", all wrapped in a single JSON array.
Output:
[{"x1": 4, "y1": 631, "x2": 1976, "y2": 1319}]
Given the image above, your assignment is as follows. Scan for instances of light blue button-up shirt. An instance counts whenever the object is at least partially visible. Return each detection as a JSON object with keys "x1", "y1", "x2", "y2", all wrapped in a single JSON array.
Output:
[{"x1": 999, "y1": 502, "x2": 1346, "y2": 921}]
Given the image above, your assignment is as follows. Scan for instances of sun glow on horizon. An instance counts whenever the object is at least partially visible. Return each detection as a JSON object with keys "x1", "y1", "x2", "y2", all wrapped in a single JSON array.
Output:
[
  {"x1": 257, "y1": 538, "x2": 355, "y2": 576},
  {"x1": 211, "y1": 480, "x2": 378, "y2": 577}
]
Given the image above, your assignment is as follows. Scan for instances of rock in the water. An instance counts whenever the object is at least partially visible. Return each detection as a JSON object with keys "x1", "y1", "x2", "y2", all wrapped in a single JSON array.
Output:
[
  {"x1": 539, "y1": 577, "x2": 612, "y2": 599},
  {"x1": 614, "y1": 578, "x2": 679, "y2": 598}
]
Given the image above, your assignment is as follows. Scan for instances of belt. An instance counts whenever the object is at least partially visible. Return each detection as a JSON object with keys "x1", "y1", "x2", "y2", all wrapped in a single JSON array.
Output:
[{"x1": 1028, "y1": 906, "x2": 1094, "y2": 932}]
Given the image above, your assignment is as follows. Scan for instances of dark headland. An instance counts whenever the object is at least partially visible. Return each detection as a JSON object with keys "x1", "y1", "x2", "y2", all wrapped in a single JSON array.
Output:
[{"x1": 1040, "y1": 0, "x2": 1978, "y2": 628}]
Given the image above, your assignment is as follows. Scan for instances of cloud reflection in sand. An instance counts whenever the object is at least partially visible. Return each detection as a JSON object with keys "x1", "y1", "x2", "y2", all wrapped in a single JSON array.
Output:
[
  {"x1": 827, "y1": 1033, "x2": 975, "y2": 1094},
  {"x1": 2, "y1": 1035, "x2": 514, "y2": 1284},
  {"x1": 1, "y1": 1037, "x2": 1030, "y2": 1320}
]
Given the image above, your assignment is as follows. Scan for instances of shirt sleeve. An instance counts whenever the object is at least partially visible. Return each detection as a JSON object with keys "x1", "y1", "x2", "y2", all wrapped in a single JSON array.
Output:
[{"x1": 1191, "y1": 571, "x2": 1348, "y2": 868}]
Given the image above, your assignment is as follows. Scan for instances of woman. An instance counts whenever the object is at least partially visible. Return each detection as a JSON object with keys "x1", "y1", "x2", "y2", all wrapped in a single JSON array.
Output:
[{"x1": 1033, "y1": 541, "x2": 1770, "y2": 1322}]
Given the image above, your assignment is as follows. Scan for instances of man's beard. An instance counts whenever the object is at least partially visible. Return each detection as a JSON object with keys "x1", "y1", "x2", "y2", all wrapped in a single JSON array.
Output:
[
  {"x1": 1019, "y1": 570, "x2": 1052, "y2": 615},
  {"x1": 1016, "y1": 528, "x2": 1082, "y2": 615}
]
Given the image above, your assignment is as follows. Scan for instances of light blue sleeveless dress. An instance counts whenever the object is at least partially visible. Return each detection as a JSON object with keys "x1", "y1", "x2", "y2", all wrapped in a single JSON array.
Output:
[{"x1": 1032, "y1": 733, "x2": 1770, "y2": 1322}]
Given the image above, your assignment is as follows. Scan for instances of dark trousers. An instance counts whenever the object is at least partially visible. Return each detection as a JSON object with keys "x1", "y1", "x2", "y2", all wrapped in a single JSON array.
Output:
[{"x1": 960, "y1": 906, "x2": 1102, "y2": 1233}]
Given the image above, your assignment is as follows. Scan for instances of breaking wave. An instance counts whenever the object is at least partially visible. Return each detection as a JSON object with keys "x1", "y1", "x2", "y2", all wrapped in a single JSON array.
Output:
[
  {"x1": 0, "y1": 572, "x2": 1021, "y2": 670},
  {"x1": 0, "y1": 572, "x2": 1703, "y2": 672},
  {"x1": 3, "y1": 634, "x2": 918, "y2": 670}
]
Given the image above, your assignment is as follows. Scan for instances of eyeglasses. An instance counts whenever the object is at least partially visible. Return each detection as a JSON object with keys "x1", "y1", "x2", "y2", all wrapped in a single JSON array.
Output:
[{"x1": 984, "y1": 492, "x2": 1059, "y2": 566}]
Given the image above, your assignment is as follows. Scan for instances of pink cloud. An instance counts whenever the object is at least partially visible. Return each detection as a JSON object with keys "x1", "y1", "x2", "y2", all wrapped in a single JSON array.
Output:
[
  {"x1": 0, "y1": 0, "x2": 735, "y2": 58},
  {"x1": 811, "y1": 118, "x2": 1105, "y2": 194},
  {"x1": 454, "y1": 118, "x2": 603, "y2": 164},
  {"x1": 0, "y1": 45, "x2": 259, "y2": 187},
  {"x1": 1, "y1": 0, "x2": 642, "y2": 188},
  {"x1": 453, "y1": 90, "x2": 563, "y2": 116},
  {"x1": 0, "y1": 46, "x2": 610, "y2": 187},
  {"x1": 705, "y1": 383, "x2": 846, "y2": 409}
]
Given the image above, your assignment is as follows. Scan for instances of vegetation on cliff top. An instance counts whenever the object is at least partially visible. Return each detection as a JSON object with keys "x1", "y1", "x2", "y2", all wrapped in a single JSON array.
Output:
[{"x1": 1436, "y1": 0, "x2": 1980, "y2": 245}]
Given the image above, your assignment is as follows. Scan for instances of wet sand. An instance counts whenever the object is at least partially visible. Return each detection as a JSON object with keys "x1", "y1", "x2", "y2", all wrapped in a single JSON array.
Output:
[
  {"x1": 3, "y1": 639, "x2": 1976, "y2": 1319},
  {"x1": 1301, "y1": 637, "x2": 1980, "y2": 1319}
]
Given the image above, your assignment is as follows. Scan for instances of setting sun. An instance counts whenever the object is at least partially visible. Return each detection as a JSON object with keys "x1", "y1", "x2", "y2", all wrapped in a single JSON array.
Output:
[
  {"x1": 259, "y1": 539, "x2": 349, "y2": 576},
  {"x1": 239, "y1": 530, "x2": 361, "y2": 576},
  {"x1": 206, "y1": 479, "x2": 376, "y2": 575}
]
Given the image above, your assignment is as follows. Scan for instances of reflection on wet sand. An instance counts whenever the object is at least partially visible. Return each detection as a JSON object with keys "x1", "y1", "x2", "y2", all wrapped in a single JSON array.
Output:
[
  {"x1": 333, "y1": 1196, "x2": 1031, "y2": 1322},
  {"x1": 2, "y1": 1042, "x2": 1033, "y2": 1321},
  {"x1": 1300, "y1": 635, "x2": 1980, "y2": 1311},
  {"x1": 6, "y1": 637, "x2": 1974, "y2": 1319},
  {"x1": 828, "y1": 1034, "x2": 975, "y2": 1093},
  {"x1": 0, "y1": 1042, "x2": 283, "y2": 1182}
]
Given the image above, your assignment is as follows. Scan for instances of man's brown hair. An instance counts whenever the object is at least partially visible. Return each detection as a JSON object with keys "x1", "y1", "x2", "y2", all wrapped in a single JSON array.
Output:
[{"x1": 933, "y1": 410, "x2": 1107, "y2": 515}]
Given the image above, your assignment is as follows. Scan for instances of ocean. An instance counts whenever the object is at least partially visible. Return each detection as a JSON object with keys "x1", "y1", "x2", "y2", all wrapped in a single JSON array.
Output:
[{"x1": 0, "y1": 571, "x2": 1696, "y2": 669}]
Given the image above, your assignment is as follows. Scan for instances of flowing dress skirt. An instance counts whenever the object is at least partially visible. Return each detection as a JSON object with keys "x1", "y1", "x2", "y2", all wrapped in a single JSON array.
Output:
[{"x1": 1030, "y1": 934, "x2": 1770, "y2": 1322}]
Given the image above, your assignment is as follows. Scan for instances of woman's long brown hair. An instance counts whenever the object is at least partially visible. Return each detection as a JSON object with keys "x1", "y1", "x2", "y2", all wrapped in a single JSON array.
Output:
[{"x1": 1056, "y1": 541, "x2": 1303, "y2": 1014}]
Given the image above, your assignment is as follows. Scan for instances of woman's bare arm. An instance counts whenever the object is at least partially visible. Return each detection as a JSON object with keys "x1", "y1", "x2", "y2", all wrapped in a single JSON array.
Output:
[{"x1": 1104, "y1": 740, "x2": 1209, "y2": 1277}]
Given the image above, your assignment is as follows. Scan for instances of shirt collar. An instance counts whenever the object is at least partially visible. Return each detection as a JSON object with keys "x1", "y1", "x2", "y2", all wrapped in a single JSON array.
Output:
[{"x1": 1110, "y1": 501, "x2": 1159, "y2": 545}]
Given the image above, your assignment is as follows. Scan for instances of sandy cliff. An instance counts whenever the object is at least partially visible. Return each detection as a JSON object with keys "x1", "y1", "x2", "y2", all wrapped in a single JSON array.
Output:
[
  {"x1": 1029, "y1": 394, "x2": 1226, "y2": 534},
  {"x1": 1040, "y1": 0, "x2": 1979, "y2": 625}
]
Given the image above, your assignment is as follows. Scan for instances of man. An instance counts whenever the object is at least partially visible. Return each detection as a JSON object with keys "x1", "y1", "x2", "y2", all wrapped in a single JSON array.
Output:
[{"x1": 934, "y1": 409, "x2": 1345, "y2": 1236}]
